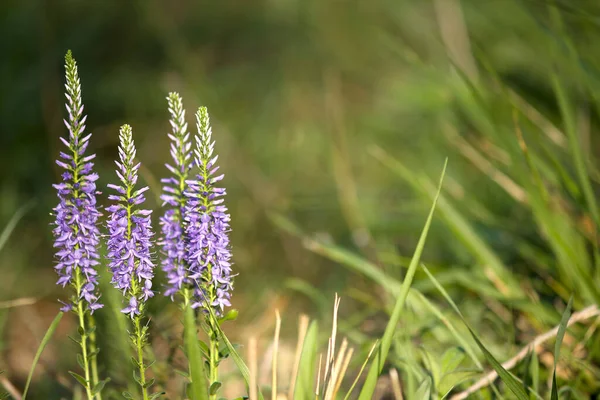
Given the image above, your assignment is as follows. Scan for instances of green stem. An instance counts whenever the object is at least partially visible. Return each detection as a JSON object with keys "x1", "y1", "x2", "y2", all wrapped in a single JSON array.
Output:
[
  {"x1": 209, "y1": 331, "x2": 218, "y2": 400},
  {"x1": 88, "y1": 314, "x2": 102, "y2": 400},
  {"x1": 74, "y1": 269, "x2": 94, "y2": 400},
  {"x1": 134, "y1": 314, "x2": 149, "y2": 400}
]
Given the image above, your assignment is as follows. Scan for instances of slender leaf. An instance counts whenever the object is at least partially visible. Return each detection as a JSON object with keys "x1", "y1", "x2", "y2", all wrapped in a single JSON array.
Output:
[
  {"x1": 357, "y1": 159, "x2": 447, "y2": 400},
  {"x1": 293, "y1": 321, "x2": 319, "y2": 400},
  {"x1": 205, "y1": 305, "x2": 265, "y2": 400},
  {"x1": 184, "y1": 305, "x2": 208, "y2": 400},
  {"x1": 22, "y1": 311, "x2": 63, "y2": 400},
  {"x1": 550, "y1": 296, "x2": 573, "y2": 400},
  {"x1": 0, "y1": 200, "x2": 34, "y2": 254}
]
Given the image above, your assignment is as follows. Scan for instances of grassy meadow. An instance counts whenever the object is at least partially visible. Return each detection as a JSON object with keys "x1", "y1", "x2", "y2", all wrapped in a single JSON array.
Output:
[{"x1": 1, "y1": 0, "x2": 600, "y2": 398}]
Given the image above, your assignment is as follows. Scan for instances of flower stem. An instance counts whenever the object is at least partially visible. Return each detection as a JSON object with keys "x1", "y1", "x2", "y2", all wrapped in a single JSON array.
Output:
[
  {"x1": 74, "y1": 269, "x2": 94, "y2": 400},
  {"x1": 209, "y1": 331, "x2": 218, "y2": 400},
  {"x1": 134, "y1": 314, "x2": 149, "y2": 400},
  {"x1": 88, "y1": 314, "x2": 102, "y2": 400}
]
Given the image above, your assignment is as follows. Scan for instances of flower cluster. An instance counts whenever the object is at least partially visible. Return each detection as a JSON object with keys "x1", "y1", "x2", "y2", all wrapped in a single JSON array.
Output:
[
  {"x1": 52, "y1": 50, "x2": 102, "y2": 313},
  {"x1": 159, "y1": 93, "x2": 193, "y2": 298},
  {"x1": 184, "y1": 107, "x2": 233, "y2": 313},
  {"x1": 106, "y1": 124, "x2": 155, "y2": 318}
]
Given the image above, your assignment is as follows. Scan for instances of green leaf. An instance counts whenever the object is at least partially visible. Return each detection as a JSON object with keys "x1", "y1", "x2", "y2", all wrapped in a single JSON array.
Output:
[
  {"x1": 198, "y1": 339, "x2": 210, "y2": 360},
  {"x1": 415, "y1": 376, "x2": 432, "y2": 400},
  {"x1": 77, "y1": 353, "x2": 85, "y2": 369},
  {"x1": 439, "y1": 370, "x2": 480, "y2": 399},
  {"x1": 293, "y1": 321, "x2": 319, "y2": 400},
  {"x1": 143, "y1": 378, "x2": 156, "y2": 389},
  {"x1": 529, "y1": 350, "x2": 539, "y2": 399},
  {"x1": 67, "y1": 335, "x2": 80, "y2": 345},
  {"x1": 550, "y1": 296, "x2": 573, "y2": 400},
  {"x1": 422, "y1": 265, "x2": 528, "y2": 400},
  {"x1": 219, "y1": 309, "x2": 239, "y2": 322},
  {"x1": 175, "y1": 369, "x2": 190, "y2": 379},
  {"x1": 22, "y1": 311, "x2": 63, "y2": 400},
  {"x1": 133, "y1": 370, "x2": 142, "y2": 386},
  {"x1": 184, "y1": 304, "x2": 209, "y2": 400},
  {"x1": 209, "y1": 381, "x2": 222, "y2": 395},
  {"x1": 122, "y1": 391, "x2": 135, "y2": 399},
  {"x1": 92, "y1": 378, "x2": 110, "y2": 396},
  {"x1": 149, "y1": 392, "x2": 166, "y2": 400},
  {"x1": 69, "y1": 371, "x2": 89, "y2": 389},
  {"x1": 205, "y1": 308, "x2": 265, "y2": 400},
  {"x1": 85, "y1": 324, "x2": 96, "y2": 336},
  {"x1": 440, "y1": 347, "x2": 466, "y2": 376},
  {"x1": 468, "y1": 327, "x2": 528, "y2": 400},
  {"x1": 357, "y1": 159, "x2": 447, "y2": 400}
]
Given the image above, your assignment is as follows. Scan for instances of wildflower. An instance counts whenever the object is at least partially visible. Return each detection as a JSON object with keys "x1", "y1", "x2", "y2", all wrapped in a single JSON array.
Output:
[
  {"x1": 52, "y1": 50, "x2": 102, "y2": 313},
  {"x1": 106, "y1": 124, "x2": 154, "y2": 317},
  {"x1": 184, "y1": 107, "x2": 233, "y2": 314},
  {"x1": 159, "y1": 93, "x2": 193, "y2": 299}
]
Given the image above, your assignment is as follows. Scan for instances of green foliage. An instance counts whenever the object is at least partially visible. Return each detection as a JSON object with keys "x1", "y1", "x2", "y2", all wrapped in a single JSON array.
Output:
[
  {"x1": 550, "y1": 296, "x2": 573, "y2": 400},
  {"x1": 357, "y1": 160, "x2": 447, "y2": 399},
  {"x1": 184, "y1": 305, "x2": 209, "y2": 400},
  {"x1": 293, "y1": 321, "x2": 319, "y2": 400},
  {"x1": 3, "y1": 0, "x2": 600, "y2": 398},
  {"x1": 22, "y1": 312, "x2": 63, "y2": 400}
]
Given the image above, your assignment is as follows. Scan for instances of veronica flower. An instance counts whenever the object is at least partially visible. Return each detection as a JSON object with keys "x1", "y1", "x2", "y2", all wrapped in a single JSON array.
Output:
[
  {"x1": 52, "y1": 50, "x2": 102, "y2": 313},
  {"x1": 159, "y1": 93, "x2": 193, "y2": 299},
  {"x1": 184, "y1": 107, "x2": 233, "y2": 314},
  {"x1": 106, "y1": 124, "x2": 154, "y2": 318}
]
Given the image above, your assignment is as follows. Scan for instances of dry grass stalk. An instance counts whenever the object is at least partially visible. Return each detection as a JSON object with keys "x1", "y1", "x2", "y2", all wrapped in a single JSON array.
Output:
[
  {"x1": 389, "y1": 368, "x2": 403, "y2": 400},
  {"x1": 249, "y1": 336, "x2": 258, "y2": 400},
  {"x1": 272, "y1": 310, "x2": 282, "y2": 400}
]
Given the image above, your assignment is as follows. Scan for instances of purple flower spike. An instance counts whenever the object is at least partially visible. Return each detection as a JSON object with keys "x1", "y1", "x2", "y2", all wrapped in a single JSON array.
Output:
[
  {"x1": 52, "y1": 50, "x2": 102, "y2": 313},
  {"x1": 106, "y1": 124, "x2": 155, "y2": 319},
  {"x1": 184, "y1": 107, "x2": 234, "y2": 314},
  {"x1": 158, "y1": 93, "x2": 193, "y2": 299}
]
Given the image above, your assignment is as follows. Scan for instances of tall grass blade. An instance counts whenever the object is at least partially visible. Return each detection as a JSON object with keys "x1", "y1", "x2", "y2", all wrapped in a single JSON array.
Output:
[
  {"x1": 183, "y1": 306, "x2": 208, "y2": 400},
  {"x1": 0, "y1": 201, "x2": 34, "y2": 254},
  {"x1": 550, "y1": 296, "x2": 573, "y2": 400},
  {"x1": 357, "y1": 159, "x2": 447, "y2": 400},
  {"x1": 293, "y1": 321, "x2": 319, "y2": 400},
  {"x1": 22, "y1": 311, "x2": 63, "y2": 400},
  {"x1": 370, "y1": 145, "x2": 523, "y2": 298}
]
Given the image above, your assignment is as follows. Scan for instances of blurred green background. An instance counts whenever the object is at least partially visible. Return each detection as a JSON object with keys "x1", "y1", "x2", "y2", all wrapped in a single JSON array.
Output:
[{"x1": 2, "y1": 0, "x2": 600, "y2": 398}]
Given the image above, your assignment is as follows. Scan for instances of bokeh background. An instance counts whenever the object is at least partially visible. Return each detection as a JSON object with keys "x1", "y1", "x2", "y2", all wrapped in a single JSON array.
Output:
[{"x1": 2, "y1": 0, "x2": 600, "y2": 398}]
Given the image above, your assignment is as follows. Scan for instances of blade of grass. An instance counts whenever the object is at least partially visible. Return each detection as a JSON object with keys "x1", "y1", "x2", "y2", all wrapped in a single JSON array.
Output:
[
  {"x1": 22, "y1": 311, "x2": 63, "y2": 400},
  {"x1": 294, "y1": 321, "x2": 319, "y2": 400},
  {"x1": 289, "y1": 315, "x2": 310, "y2": 399},
  {"x1": 550, "y1": 296, "x2": 573, "y2": 400},
  {"x1": 0, "y1": 200, "x2": 34, "y2": 254},
  {"x1": 370, "y1": 144, "x2": 523, "y2": 298},
  {"x1": 183, "y1": 305, "x2": 208, "y2": 400},
  {"x1": 357, "y1": 159, "x2": 447, "y2": 400}
]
